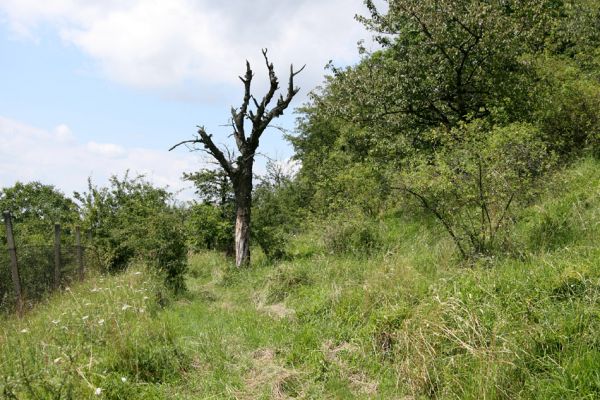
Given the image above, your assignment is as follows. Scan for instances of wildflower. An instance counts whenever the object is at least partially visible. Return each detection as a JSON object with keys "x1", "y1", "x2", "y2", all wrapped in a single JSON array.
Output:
[
  {"x1": 138, "y1": 308, "x2": 145, "y2": 313},
  {"x1": 121, "y1": 377, "x2": 127, "y2": 382},
  {"x1": 94, "y1": 387, "x2": 102, "y2": 395},
  {"x1": 20, "y1": 328, "x2": 28, "y2": 334}
]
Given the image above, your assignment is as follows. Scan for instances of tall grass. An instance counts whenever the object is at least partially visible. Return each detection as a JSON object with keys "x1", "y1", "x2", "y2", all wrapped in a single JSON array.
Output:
[{"x1": 0, "y1": 265, "x2": 187, "y2": 399}]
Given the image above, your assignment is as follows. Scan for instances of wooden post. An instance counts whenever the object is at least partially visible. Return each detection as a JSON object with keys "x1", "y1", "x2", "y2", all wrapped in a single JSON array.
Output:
[
  {"x1": 53, "y1": 223, "x2": 61, "y2": 290},
  {"x1": 75, "y1": 226, "x2": 84, "y2": 281},
  {"x1": 3, "y1": 211, "x2": 23, "y2": 316}
]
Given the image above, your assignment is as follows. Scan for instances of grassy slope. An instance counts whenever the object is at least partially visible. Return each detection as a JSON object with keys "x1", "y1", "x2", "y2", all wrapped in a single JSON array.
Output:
[{"x1": 1, "y1": 158, "x2": 599, "y2": 399}]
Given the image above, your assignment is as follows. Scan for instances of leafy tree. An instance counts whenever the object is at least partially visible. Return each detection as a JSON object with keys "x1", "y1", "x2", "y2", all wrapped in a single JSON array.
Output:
[
  {"x1": 171, "y1": 50, "x2": 304, "y2": 267},
  {"x1": 344, "y1": 0, "x2": 548, "y2": 134},
  {"x1": 183, "y1": 169, "x2": 235, "y2": 254},
  {"x1": 0, "y1": 182, "x2": 79, "y2": 245},
  {"x1": 252, "y1": 160, "x2": 306, "y2": 259},
  {"x1": 183, "y1": 169, "x2": 234, "y2": 211}
]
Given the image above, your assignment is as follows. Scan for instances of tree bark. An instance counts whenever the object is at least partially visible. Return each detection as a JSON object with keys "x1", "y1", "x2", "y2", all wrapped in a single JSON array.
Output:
[
  {"x1": 234, "y1": 200, "x2": 251, "y2": 267},
  {"x1": 234, "y1": 167, "x2": 253, "y2": 267}
]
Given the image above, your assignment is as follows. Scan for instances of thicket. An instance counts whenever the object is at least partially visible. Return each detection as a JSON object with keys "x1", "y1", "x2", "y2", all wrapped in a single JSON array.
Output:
[{"x1": 74, "y1": 174, "x2": 187, "y2": 292}]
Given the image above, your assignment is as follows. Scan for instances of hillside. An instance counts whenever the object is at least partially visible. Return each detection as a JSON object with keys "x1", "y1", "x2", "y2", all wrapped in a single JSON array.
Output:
[{"x1": 1, "y1": 157, "x2": 598, "y2": 399}]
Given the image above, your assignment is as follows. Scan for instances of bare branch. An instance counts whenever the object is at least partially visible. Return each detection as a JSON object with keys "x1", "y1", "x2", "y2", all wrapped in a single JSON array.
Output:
[
  {"x1": 249, "y1": 62, "x2": 305, "y2": 150},
  {"x1": 169, "y1": 139, "x2": 202, "y2": 152},
  {"x1": 232, "y1": 61, "x2": 253, "y2": 151},
  {"x1": 195, "y1": 126, "x2": 234, "y2": 176}
]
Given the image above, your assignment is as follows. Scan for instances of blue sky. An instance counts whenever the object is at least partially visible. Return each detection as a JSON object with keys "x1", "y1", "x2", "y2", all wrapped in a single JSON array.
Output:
[{"x1": 0, "y1": 0, "x2": 374, "y2": 200}]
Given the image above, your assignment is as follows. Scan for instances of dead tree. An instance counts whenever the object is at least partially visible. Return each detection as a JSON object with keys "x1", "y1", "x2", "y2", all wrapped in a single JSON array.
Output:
[{"x1": 171, "y1": 49, "x2": 304, "y2": 267}]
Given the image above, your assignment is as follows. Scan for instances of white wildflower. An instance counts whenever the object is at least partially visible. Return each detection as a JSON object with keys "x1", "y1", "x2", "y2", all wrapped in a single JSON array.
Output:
[
  {"x1": 94, "y1": 387, "x2": 102, "y2": 395},
  {"x1": 121, "y1": 377, "x2": 127, "y2": 382}
]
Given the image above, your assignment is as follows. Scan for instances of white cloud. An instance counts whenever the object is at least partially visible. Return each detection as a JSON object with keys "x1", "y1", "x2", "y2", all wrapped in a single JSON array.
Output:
[
  {"x1": 54, "y1": 123, "x2": 74, "y2": 143},
  {"x1": 0, "y1": 116, "x2": 201, "y2": 200},
  {"x1": 86, "y1": 141, "x2": 126, "y2": 159},
  {"x1": 0, "y1": 0, "x2": 371, "y2": 94}
]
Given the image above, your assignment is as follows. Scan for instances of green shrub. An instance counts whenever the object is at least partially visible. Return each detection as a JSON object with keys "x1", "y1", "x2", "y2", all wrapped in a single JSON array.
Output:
[
  {"x1": 399, "y1": 120, "x2": 554, "y2": 258},
  {"x1": 323, "y1": 218, "x2": 383, "y2": 256},
  {"x1": 75, "y1": 174, "x2": 188, "y2": 292}
]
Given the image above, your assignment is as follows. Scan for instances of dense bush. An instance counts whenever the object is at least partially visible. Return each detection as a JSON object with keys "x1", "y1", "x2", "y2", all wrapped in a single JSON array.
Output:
[
  {"x1": 75, "y1": 174, "x2": 187, "y2": 292},
  {"x1": 252, "y1": 167, "x2": 305, "y2": 260},
  {"x1": 399, "y1": 121, "x2": 554, "y2": 258},
  {"x1": 185, "y1": 203, "x2": 233, "y2": 254}
]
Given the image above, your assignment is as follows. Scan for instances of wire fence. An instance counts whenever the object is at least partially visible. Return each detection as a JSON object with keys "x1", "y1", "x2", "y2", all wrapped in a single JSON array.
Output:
[{"x1": 1, "y1": 212, "x2": 102, "y2": 315}]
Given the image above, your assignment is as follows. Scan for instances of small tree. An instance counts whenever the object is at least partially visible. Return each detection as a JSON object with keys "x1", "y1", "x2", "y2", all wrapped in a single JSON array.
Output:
[{"x1": 171, "y1": 50, "x2": 304, "y2": 267}]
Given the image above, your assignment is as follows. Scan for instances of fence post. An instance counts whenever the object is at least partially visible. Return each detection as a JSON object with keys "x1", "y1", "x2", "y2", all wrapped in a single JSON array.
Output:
[
  {"x1": 76, "y1": 226, "x2": 84, "y2": 281},
  {"x1": 3, "y1": 211, "x2": 23, "y2": 316},
  {"x1": 54, "y1": 224, "x2": 61, "y2": 290}
]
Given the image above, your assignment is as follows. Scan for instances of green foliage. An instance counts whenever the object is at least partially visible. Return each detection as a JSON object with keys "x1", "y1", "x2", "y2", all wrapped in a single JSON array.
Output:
[
  {"x1": 322, "y1": 217, "x2": 383, "y2": 256},
  {"x1": 183, "y1": 169, "x2": 234, "y2": 207},
  {"x1": 75, "y1": 174, "x2": 187, "y2": 292},
  {"x1": 251, "y1": 160, "x2": 306, "y2": 260},
  {"x1": 0, "y1": 181, "x2": 79, "y2": 245},
  {"x1": 400, "y1": 121, "x2": 554, "y2": 258},
  {"x1": 2, "y1": 158, "x2": 599, "y2": 398},
  {"x1": 185, "y1": 203, "x2": 233, "y2": 253},
  {"x1": 534, "y1": 56, "x2": 600, "y2": 158},
  {"x1": 181, "y1": 169, "x2": 235, "y2": 255},
  {"x1": 0, "y1": 182, "x2": 82, "y2": 311}
]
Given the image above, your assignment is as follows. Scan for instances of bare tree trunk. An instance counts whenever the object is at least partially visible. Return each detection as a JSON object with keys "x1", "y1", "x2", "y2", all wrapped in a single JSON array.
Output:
[
  {"x1": 234, "y1": 169, "x2": 252, "y2": 267},
  {"x1": 234, "y1": 201, "x2": 251, "y2": 267}
]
